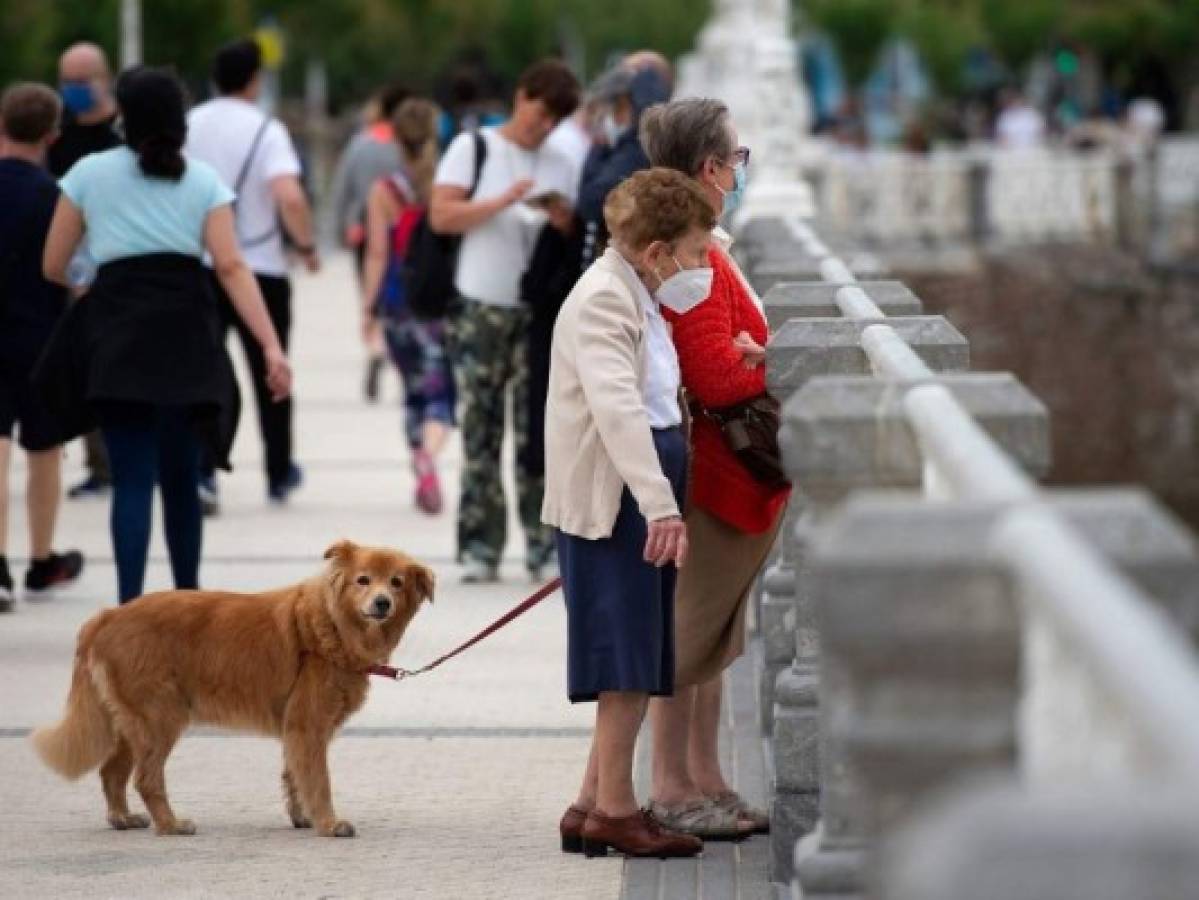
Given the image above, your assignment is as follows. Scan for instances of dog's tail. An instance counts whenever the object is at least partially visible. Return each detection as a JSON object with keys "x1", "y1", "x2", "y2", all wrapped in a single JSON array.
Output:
[{"x1": 31, "y1": 612, "x2": 116, "y2": 779}]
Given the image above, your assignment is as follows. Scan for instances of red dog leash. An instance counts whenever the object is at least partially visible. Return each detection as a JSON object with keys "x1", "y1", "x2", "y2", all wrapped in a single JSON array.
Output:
[{"x1": 367, "y1": 576, "x2": 563, "y2": 681}]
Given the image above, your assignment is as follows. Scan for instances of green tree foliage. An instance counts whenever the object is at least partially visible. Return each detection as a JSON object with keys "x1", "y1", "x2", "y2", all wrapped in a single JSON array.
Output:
[
  {"x1": 0, "y1": 0, "x2": 708, "y2": 110},
  {"x1": 803, "y1": 0, "x2": 896, "y2": 85}
]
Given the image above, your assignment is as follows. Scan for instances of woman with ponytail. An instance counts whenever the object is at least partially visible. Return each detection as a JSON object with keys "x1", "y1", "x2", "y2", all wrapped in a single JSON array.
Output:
[
  {"x1": 39, "y1": 66, "x2": 292, "y2": 603},
  {"x1": 362, "y1": 98, "x2": 455, "y2": 515}
]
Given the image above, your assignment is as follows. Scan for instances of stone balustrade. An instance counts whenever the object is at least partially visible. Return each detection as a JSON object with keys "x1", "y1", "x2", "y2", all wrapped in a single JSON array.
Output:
[{"x1": 740, "y1": 215, "x2": 1199, "y2": 896}]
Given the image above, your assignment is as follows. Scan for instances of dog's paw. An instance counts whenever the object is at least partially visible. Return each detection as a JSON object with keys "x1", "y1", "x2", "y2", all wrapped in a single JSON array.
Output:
[
  {"x1": 108, "y1": 812, "x2": 151, "y2": 831},
  {"x1": 290, "y1": 814, "x2": 312, "y2": 829},
  {"x1": 157, "y1": 818, "x2": 196, "y2": 836},
  {"x1": 317, "y1": 819, "x2": 356, "y2": 838}
]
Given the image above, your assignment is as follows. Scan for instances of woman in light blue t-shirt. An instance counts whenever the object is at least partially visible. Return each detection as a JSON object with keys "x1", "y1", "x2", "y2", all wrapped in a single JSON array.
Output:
[{"x1": 40, "y1": 66, "x2": 292, "y2": 604}]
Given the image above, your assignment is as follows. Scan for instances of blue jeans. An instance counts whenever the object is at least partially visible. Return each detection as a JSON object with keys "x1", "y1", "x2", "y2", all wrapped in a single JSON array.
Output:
[{"x1": 101, "y1": 404, "x2": 202, "y2": 603}]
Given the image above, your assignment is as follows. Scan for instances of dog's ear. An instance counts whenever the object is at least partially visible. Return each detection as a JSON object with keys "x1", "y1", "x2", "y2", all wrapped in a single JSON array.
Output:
[
  {"x1": 409, "y1": 564, "x2": 436, "y2": 605},
  {"x1": 323, "y1": 540, "x2": 357, "y2": 564}
]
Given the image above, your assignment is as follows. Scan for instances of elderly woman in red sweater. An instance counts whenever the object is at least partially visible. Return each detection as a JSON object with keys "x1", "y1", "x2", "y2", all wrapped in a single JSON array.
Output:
[{"x1": 640, "y1": 99, "x2": 790, "y2": 839}]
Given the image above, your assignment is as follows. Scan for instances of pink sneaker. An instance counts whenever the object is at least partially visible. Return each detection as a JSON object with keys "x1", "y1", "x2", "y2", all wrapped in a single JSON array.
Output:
[{"x1": 413, "y1": 449, "x2": 443, "y2": 515}]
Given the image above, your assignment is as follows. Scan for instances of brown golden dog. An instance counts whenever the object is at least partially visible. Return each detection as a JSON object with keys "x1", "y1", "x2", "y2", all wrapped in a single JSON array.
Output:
[{"x1": 32, "y1": 540, "x2": 434, "y2": 837}]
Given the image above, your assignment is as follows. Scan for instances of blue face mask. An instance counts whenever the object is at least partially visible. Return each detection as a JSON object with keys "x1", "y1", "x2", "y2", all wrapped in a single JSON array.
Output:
[
  {"x1": 716, "y1": 164, "x2": 747, "y2": 217},
  {"x1": 61, "y1": 81, "x2": 95, "y2": 115}
]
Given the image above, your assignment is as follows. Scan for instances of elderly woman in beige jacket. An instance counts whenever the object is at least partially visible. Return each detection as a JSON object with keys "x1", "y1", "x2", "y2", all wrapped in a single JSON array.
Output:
[{"x1": 542, "y1": 169, "x2": 716, "y2": 859}]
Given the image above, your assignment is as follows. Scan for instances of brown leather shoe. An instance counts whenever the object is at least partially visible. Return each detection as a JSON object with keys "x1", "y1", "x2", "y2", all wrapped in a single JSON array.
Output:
[
  {"x1": 582, "y1": 808, "x2": 703, "y2": 858},
  {"x1": 560, "y1": 804, "x2": 589, "y2": 853}
]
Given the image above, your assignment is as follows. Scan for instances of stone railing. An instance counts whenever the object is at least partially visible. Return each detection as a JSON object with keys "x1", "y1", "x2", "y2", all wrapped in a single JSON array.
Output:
[
  {"x1": 737, "y1": 216, "x2": 1199, "y2": 897},
  {"x1": 804, "y1": 139, "x2": 1199, "y2": 257}
]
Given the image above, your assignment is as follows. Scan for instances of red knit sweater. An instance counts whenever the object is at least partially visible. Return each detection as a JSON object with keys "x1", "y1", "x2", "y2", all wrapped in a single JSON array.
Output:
[{"x1": 663, "y1": 247, "x2": 791, "y2": 534}]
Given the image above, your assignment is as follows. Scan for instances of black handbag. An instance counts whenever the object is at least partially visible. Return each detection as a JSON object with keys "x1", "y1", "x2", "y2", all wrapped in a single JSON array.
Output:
[{"x1": 691, "y1": 392, "x2": 789, "y2": 488}]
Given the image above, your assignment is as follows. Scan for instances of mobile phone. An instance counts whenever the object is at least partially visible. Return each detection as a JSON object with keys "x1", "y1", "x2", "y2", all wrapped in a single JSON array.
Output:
[{"x1": 525, "y1": 191, "x2": 567, "y2": 210}]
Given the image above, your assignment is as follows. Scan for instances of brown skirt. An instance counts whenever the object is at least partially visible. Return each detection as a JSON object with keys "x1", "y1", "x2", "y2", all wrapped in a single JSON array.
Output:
[{"x1": 673, "y1": 504, "x2": 783, "y2": 688}]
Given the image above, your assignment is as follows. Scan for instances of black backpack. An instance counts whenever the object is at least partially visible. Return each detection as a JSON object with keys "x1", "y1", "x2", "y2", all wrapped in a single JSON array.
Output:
[{"x1": 403, "y1": 131, "x2": 487, "y2": 320}]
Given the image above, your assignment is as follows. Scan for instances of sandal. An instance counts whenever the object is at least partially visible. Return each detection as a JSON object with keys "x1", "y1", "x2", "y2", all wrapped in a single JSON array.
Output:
[
  {"x1": 708, "y1": 790, "x2": 770, "y2": 835},
  {"x1": 646, "y1": 798, "x2": 753, "y2": 841}
]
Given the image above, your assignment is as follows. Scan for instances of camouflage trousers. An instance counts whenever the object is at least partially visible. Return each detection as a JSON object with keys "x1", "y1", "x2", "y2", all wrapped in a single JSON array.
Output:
[{"x1": 445, "y1": 298, "x2": 555, "y2": 570}]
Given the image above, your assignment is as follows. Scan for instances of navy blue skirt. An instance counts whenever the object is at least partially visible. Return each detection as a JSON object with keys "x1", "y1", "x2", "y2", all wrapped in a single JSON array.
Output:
[{"x1": 557, "y1": 427, "x2": 688, "y2": 703}]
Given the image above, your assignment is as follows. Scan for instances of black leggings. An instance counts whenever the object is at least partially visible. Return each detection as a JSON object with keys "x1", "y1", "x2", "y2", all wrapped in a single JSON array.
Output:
[{"x1": 101, "y1": 405, "x2": 202, "y2": 603}]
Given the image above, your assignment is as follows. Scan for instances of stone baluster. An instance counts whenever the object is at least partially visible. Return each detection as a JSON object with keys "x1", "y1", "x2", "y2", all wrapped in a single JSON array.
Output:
[
  {"x1": 762, "y1": 282, "x2": 922, "y2": 332},
  {"x1": 802, "y1": 485, "x2": 1199, "y2": 899},
  {"x1": 764, "y1": 320, "x2": 970, "y2": 881},
  {"x1": 778, "y1": 372, "x2": 1052, "y2": 890},
  {"x1": 878, "y1": 780, "x2": 1199, "y2": 900},
  {"x1": 757, "y1": 310, "x2": 960, "y2": 732}
]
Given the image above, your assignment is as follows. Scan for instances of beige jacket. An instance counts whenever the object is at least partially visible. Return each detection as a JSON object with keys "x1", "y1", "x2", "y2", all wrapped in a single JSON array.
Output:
[{"x1": 541, "y1": 248, "x2": 681, "y2": 539}]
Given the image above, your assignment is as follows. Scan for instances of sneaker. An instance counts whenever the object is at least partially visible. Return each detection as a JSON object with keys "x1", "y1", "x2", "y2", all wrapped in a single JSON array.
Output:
[
  {"x1": 67, "y1": 474, "x2": 110, "y2": 500},
  {"x1": 198, "y1": 475, "x2": 220, "y2": 517},
  {"x1": 461, "y1": 557, "x2": 499, "y2": 584},
  {"x1": 364, "y1": 355, "x2": 384, "y2": 403},
  {"x1": 268, "y1": 463, "x2": 304, "y2": 505},
  {"x1": 412, "y1": 449, "x2": 443, "y2": 515},
  {"x1": 0, "y1": 559, "x2": 13, "y2": 613},
  {"x1": 24, "y1": 550, "x2": 84, "y2": 597}
]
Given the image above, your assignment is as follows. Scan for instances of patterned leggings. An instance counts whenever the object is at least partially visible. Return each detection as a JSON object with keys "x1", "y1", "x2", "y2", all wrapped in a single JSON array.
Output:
[{"x1": 382, "y1": 312, "x2": 456, "y2": 450}]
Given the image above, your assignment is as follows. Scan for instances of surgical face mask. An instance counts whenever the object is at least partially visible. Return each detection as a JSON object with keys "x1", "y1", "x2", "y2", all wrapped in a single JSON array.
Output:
[
  {"x1": 600, "y1": 111, "x2": 629, "y2": 148},
  {"x1": 60, "y1": 81, "x2": 96, "y2": 115},
  {"x1": 654, "y1": 255, "x2": 713, "y2": 315},
  {"x1": 715, "y1": 163, "x2": 747, "y2": 217}
]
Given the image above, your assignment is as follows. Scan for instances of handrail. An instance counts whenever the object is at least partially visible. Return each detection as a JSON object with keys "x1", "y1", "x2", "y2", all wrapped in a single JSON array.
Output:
[{"x1": 786, "y1": 215, "x2": 1199, "y2": 781}]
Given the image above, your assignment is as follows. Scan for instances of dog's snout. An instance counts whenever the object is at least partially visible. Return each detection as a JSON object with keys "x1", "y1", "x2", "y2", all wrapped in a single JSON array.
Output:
[{"x1": 371, "y1": 595, "x2": 392, "y2": 616}]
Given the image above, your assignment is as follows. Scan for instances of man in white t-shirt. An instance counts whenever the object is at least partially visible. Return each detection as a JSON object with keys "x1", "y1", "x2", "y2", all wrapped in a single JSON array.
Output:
[
  {"x1": 186, "y1": 39, "x2": 318, "y2": 511},
  {"x1": 430, "y1": 59, "x2": 580, "y2": 583}
]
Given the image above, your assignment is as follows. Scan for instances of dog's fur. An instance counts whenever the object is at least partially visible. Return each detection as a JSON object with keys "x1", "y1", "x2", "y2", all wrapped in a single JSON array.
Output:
[{"x1": 31, "y1": 540, "x2": 434, "y2": 837}]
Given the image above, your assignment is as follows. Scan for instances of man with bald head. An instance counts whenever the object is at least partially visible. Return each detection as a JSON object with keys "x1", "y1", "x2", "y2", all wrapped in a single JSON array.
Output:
[
  {"x1": 623, "y1": 50, "x2": 675, "y2": 88},
  {"x1": 48, "y1": 42, "x2": 122, "y2": 500},
  {"x1": 48, "y1": 43, "x2": 119, "y2": 179}
]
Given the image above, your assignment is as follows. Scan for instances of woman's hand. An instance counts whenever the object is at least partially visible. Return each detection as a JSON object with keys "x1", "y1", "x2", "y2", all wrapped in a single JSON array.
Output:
[
  {"x1": 733, "y1": 330, "x2": 766, "y2": 369},
  {"x1": 644, "y1": 515, "x2": 688, "y2": 568},
  {"x1": 545, "y1": 197, "x2": 575, "y2": 234},
  {"x1": 264, "y1": 345, "x2": 293, "y2": 402}
]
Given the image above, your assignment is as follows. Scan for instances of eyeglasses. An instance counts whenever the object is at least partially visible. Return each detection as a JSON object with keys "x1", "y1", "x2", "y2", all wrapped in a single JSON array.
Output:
[{"x1": 723, "y1": 146, "x2": 751, "y2": 170}]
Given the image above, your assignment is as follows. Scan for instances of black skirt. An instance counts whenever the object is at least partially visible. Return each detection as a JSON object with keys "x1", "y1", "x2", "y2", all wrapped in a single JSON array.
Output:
[
  {"x1": 556, "y1": 426, "x2": 688, "y2": 703},
  {"x1": 33, "y1": 253, "x2": 240, "y2": 469}
]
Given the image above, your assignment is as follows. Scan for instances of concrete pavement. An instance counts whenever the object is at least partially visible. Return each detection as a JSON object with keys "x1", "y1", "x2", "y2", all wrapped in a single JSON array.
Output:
[{"x1": 0, "y1": 256, "x2": 618, "y2": 898}]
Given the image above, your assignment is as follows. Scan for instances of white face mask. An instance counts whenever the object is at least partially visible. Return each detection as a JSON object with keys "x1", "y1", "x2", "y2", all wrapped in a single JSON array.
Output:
[
  {"x1": 654, "y1": 255, "x2": 713, "y2": 315},
  {"x1": 600, "y1": 111, "x2": 629, "y2": 147}
]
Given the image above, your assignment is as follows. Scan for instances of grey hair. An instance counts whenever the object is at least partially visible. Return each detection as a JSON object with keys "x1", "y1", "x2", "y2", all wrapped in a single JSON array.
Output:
[{"x1": 639, "y1": 98, "x2": 735, "y2": 177}]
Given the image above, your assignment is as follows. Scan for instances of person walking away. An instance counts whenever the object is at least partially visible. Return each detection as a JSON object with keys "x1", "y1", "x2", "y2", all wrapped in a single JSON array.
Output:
[
  {"x1": 361, "y1": 98, "x2": 455, "y2": 515},
  {"x1": 641, "y1": 98, "x2": 791, "y2": 839},
  {"x1": 544, "y1": 168, "x2": 716, "y2": 859},
  {"x1": 429, "y1": 59, "x2": 580, "y2": 583},
  {"x1": 47, "y1": 42, "x2": 122, "y2": 502},
  {"x1": 329, "y1": 82, "x2": 407, "y2": 402},
  {"x1": 186, "y1": 38, "x2": 317, "y2": 513},
  {"x1": 0, "y1": 84, "x2": 85, "y2": 611},
  {"x1": 38, "y1": 66, "x2": 292, "y2": 604}
]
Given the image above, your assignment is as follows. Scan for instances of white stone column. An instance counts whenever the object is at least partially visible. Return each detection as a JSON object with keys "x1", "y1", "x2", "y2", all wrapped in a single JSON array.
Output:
[{"x1": 676, "y1": 0, "x2": 814, "y2": 222}]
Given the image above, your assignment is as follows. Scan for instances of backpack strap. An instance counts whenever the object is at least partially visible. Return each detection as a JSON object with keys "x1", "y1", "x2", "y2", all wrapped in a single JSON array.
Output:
[
  {"x1": 468, "y1": 130, "x2": 487, "y2": 199},
  {"x1": 382, "y1": 170, "x2": 417, "y2": 207},
  {"x1": 232, "y1": 115, "x2": 280, "y2": 249}
]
